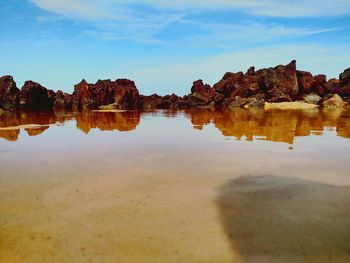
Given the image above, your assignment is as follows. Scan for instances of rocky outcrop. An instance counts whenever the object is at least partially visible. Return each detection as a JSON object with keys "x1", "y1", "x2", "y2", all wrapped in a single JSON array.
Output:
[
  {"x1": 339, "y1": 68, "x2": 350, "y2": 96},
  {"x1": 1, "y1": 60, "x2": 350, "y2": 110},
  {"x1": 0, "y1": 75, "x2": 20, "y2": 110},
  {"x1": 256, "y1": 60, "x2": 298, "y2": 102},
  {"x1": 73, "y1": 78, "x2": 139, "y2": 110},
  {"x1": 19, "y1": 81, "x2": 53, "y2": 109}
]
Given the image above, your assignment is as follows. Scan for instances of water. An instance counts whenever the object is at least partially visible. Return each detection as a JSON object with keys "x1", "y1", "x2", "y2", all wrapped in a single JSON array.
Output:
[{"x1": 0, "y1": 108, "x2": 349, "y2": 263}]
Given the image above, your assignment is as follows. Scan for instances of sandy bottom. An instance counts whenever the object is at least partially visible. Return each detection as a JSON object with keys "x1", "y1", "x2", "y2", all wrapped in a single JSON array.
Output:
[
  {"x1": 264, "y1": 102, "x2": 319, "y2": 110},
  {"x1": 0, "y1": 109, "x2": 349, "y2": 263}
]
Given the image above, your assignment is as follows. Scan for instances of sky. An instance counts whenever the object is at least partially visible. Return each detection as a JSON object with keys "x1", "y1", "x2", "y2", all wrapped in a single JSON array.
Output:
[{"x1": 0, "y1": 0, "x2": 350, "y2": 95}]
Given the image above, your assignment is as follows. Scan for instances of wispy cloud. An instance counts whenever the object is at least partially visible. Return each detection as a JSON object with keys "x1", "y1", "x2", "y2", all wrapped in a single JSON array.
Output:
[
  {"x1": 30, "y1": 0, "x2": 342, "y2": 46},
  {"x1": 181, "y1": 21, "x2": 340, "y2": 48},
  {"x1": 32, "y1": 0, "x2": 350, "y2": 19}
]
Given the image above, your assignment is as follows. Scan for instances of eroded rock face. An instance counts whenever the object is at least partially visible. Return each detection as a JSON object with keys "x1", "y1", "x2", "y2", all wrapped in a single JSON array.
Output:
[
  {"x1": 0, "y1": 75, "x2": 20, "y2": 110},
  {"x1": 256, "y1": 60, "x2": 298, "y2": 102},
  {"x1": 19, "y1": 81, "x2": 53, "y2": 109}
]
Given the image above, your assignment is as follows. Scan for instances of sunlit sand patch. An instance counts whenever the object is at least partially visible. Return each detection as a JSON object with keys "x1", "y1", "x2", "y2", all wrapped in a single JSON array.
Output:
[{"x1": 265, "y1": 101, "x2": 319, "y2": 110}]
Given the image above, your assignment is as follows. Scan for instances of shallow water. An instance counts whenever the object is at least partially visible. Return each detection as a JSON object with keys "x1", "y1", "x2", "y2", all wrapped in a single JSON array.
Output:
[{"x1": 0, "y1": 108, "x2": 349, "y2": 263}]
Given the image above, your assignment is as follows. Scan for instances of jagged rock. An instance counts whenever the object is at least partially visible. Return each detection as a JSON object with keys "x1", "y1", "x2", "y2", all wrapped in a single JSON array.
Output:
[
  {"x1": 73, "y1": 78, "x2": 139, "y2": 110},
  {"x1": 0, "y1": 75, "x2": 20, "y2": 110},
  {"x1": 256, "y1": 60, "x2": 298, "y2": 102},
  {"x1": 213, "y1": 71, "x2": 256, "y2": 98},
  {"x1": 311, "y1": 74, "x2": 327, "y2": 95},
  {"x1": 297, "y1": 70, "x2": 314, "y2": 93},
  {"x1": 53, "y1": 90, "x2": 66, "y2": 110},
  {"x1": 19, "y1": 81, "x2": 53, "y2": 109},
  {"x1": 246, "y1": 66, "x2": 255, "y2": 76},
  {"x1": 339, "y1": 68, "x2": 350, "y2": 96},
  {"x1": 189, "y1": 80, "x2": 216, "y2": 106},
  {"x1": 191, "y1": 80, "x2": 211, "y2": 94},
  {"x1": 340, "y1": 68, "x2": 350, "y2": 81},
  {"x1": 138, "y1": 94, "x2": 162, "y2": 109},
  {"x1": 158, "y1": 94, "x2": 179, "y2": 109},
  {"x1": 302, "y1": 92, "x2": 322, "y2": 105},
  {"x1": 324, "y1": 78, "x2": 340, "y2": 94},
  {"x1": 322, "y1": 94, "x2": 347, "y2": 108}
]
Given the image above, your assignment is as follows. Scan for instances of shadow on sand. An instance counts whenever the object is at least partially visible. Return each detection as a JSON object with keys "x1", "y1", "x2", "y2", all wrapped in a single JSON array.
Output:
[{"x1": 216, "y1": 175, "x2": 350, "y2": 263}]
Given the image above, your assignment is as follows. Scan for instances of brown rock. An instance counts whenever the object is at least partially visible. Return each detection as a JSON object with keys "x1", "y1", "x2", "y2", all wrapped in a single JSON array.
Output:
[
  {"x1": 213, "y1": 71, "x2": 254, "y2": 98},
  {"x1": 73, "y1": 78, "x2": 139, "y2": 110},
  {"x1": 228, "y1": 96, "x2": 249, "y2": 108},
  {"x1": 311, "y1": 74, "x2": 327, "y2": 96},
  {"x1": 324, "y1": 78, "x2": 340, "y2": 94},
  {"x1": 138, "y1": 94, "x2": 162, "y2": 109},
  {"x1": 190, "y1": 80, "x2": 216, "y2": 106},
  {"x1": 256, "y1": 60, "x2": 298, "y2": 102},
  {"x1": 297, "y1": 70, "x2": 314, "y2": 93},
  {"x1": 19, "y1": 81, "x2": 53, "y2": 109},
  {"x1": 245, "y1": 66, "x2": 255, "y2": 76},
  {"x1": 0, "y1": 75, "x2": 20, "y2": 110},
  {"x1": 339, "y1": 68, "x2": 350, "y2": 96}
]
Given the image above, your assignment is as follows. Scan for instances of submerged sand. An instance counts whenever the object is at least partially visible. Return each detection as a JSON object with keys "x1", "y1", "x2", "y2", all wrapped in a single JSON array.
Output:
[{"x1": 0, "y1": 109, "x2": 349, "y2": 263}]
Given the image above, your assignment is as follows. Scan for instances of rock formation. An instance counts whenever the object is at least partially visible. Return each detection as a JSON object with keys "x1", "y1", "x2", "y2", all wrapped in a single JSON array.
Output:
[{"x1": 1, "y1": 60, "x2": 349, "y2": 111}]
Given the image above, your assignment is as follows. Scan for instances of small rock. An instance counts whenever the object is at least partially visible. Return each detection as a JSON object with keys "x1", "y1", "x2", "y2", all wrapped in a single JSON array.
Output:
[
  {"x1": 244, "y1": 98, "x2": 265, "y2": 108},
  {"x1": 229, "y1": 96, "x2": 248, "y2": 107},
  {"x1": 302, "y1": 92, "x2": 321, "y2": 105},
  {"x1": 322, "y1": 94, "x2": 347, "y2": 108},
  {"x1": 98, "y1": 103, "x2": 117, "y2": 110}
]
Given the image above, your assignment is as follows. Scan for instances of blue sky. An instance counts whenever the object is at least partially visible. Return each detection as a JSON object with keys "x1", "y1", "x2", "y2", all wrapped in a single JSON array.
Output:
[{"x1": 1, "y1": 0, "x2": 350, "y2": 95}]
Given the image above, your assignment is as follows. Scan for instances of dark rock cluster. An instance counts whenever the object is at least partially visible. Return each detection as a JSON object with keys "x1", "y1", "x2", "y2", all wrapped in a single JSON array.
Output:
[{"x1": 1, "y1": 60, "x2": 349, "y2": 112}]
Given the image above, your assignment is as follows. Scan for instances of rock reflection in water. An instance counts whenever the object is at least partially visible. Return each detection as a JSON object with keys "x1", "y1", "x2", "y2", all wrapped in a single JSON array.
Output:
[
  {"x1": 186, "y1": 108, "x2": 350, "y2": 144},
  {"x1": 0, "y1": 108, "x2": 349, "y2": 143},
  {"x1": 75, "y1": 110, "x2": 140, "y2": 133}
]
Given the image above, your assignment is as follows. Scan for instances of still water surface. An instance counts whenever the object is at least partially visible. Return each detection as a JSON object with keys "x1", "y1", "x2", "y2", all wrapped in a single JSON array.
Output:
[{"x1": 0, "y1": 108, "x2": 350, "y2": 263}]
